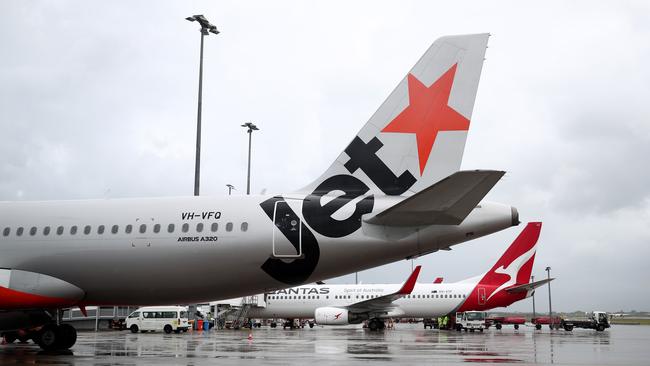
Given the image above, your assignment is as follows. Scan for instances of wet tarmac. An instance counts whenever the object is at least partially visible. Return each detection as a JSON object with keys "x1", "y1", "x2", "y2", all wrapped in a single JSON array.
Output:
[{"x1": 1, "y1": 323, "x2": 649, "y2": 365}]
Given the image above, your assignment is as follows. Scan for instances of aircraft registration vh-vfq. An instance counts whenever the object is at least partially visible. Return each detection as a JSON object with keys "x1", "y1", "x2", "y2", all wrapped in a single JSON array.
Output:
[
  {"x1": 248, "y1": 222, "x2": 548, "y2": 331},
  {"x1": 0, "y1": 33, "x2": 520, "y2": 350}
]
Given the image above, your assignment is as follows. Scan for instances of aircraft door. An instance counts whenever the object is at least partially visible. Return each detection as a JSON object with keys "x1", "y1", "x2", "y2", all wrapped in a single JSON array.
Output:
[
  {"x1": 272, "y1": 200, "x2": 303, "y2": 258},
  {"x1": 478, "y1": 287, "x2": 487, "y2": 305}
]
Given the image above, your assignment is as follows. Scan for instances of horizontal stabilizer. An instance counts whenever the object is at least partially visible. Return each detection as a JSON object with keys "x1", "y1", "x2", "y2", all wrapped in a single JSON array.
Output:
[
  {"x1": 506, "y1": 278, "x2": 554, "y2": 293},
  {"x1": 364, "y1": 170, "x2": 505, "y2": 226}
]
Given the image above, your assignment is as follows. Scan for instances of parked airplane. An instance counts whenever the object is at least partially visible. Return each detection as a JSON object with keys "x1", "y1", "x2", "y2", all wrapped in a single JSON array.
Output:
[
  {"x1": 248, "y1": 223, "x2": 547, "y2": 330},
  {"x1": 0, "y1": 33, "x2": 519, "y2": 350}
]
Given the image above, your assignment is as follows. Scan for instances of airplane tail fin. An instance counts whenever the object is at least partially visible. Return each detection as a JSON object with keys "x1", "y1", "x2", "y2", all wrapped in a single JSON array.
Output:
[
  {"x1": 299, "y1": 34, "x2": 490, "y2": 196},
  {"x1": 457, "y1": 222, "x2": 542, "y2": 311},
  {"x1": 480, "y1": 222, "x2": 541, "y2": 288}
]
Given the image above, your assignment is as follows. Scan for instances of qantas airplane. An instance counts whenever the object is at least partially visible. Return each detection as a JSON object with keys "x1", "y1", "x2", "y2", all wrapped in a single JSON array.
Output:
[
  {"x1": 249, "y1": 223, "x2": 548, "y2": 331},
  {"x1": 0, "y1": 33, "x2": 520, "y2": 350}
]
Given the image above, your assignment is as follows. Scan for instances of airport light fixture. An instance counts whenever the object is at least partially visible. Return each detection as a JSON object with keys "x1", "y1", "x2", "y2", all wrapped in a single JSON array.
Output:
[
  {"x1": 186, "y1": 14, "x2": 220, "y2": 196},
  {"x1": 241, "y1": 122, "x2": 259, "y2": 195},
  {"x1": 531, "y1": 275, "x2": 536, "y2": 319},
  {"x1": 226, "y1": 184, "x2": 236, "y2": 195},
  {"x1": 546, "y1": 267, "x2": 553, "y2": 329}
]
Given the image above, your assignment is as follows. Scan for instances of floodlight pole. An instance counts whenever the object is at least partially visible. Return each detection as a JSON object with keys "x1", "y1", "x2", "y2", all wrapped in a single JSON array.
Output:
[
  {"x1": 226, "y1": 184, "x2": 235, "y2": 195},
  {"x1": 531, "y1": 275, "x2": 536, "y2": 319},
  {"x1": 193, "y1": 31, "x2": 205, "y2": 196},
  {"x1": 241, "y1": 122, "x2": 259, "y2": 195},
  {"x1": 186, "y1": 15, "x2": 219, "y2": 196},
  {"x1": 546, "y1": 267, "x2": 553, "y2": 329}
]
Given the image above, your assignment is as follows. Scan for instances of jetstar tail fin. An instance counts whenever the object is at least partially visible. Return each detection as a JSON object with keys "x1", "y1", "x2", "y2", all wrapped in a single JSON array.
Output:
[{"x1": 299, "y1": 34, "x2": 490, "y2": 196}]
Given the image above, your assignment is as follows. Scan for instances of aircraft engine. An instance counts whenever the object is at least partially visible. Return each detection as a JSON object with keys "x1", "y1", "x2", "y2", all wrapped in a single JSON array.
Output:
[
  {"x1": 315, "y1": 307, "x2": 368, "y2": 325},
  {"x1": 314, "y1": 307, "x2": 350, "y2": 325}
]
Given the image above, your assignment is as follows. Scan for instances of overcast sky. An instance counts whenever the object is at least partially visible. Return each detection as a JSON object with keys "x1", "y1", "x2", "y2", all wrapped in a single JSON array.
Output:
[{"x1": 1, "y1": 1, "x2": 649, "y2": 312}]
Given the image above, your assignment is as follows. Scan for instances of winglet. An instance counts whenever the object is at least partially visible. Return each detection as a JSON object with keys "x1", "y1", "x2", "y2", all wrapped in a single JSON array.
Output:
[{"x1": 397, "y1": 266, "x2": 421, "y2": 294}]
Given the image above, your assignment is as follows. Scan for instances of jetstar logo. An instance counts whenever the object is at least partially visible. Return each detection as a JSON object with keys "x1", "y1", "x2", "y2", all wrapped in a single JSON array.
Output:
[
  {"x1": 382, "y1": 64, "x2": 469, "y2": 175},
  {"x1": 260, "y1": 64, "x2": 467, "y2": 285}
]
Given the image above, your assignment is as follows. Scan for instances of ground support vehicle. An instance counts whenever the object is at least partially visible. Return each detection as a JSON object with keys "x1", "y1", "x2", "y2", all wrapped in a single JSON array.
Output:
[
  {"x1": 455, "y1": 311, "x2": 486, "y2": 332},
  {"x1": 531, "y1": 316, "x2": 563, "y2": 330},
  {"x1": 560, "y1": 311, "x2": 610, "y2": 331},
  {"x1": 486, "y1": 316, "x2": 526, "y2": 330},
  {"x1": 126, "y1": 306, "x2": 189, "y2": 334}
]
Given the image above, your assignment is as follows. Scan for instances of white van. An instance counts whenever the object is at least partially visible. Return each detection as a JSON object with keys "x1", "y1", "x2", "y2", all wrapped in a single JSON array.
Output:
[{"x1": 126, "y1": 306, "x2": 190, "y2": 334}]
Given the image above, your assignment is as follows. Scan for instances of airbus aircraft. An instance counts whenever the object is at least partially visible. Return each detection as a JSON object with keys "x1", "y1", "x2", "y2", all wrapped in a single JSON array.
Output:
[
  {"x1": 248, "y1": 223, "x2": 548, "y2": 330},
  {"x1": 0, "y1": 33, "x2": 519, "y2": 350}
]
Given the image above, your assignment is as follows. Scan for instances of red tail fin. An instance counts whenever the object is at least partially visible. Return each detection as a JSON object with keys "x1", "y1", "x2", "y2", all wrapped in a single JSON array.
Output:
[{"x1": 458, "y1": 222, "x2": 542, "y2": 311}]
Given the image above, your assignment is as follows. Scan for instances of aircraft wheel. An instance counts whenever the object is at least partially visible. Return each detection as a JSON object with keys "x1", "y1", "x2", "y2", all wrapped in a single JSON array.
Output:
[
  {"x1": 496, "y1": 323, "x2": 502, "y2": 330},
  {"x1": 514, "y1": 324, "x2": 519, "y2": 330},
  {"x1": 36, "y1": 324, "x2": 59, "y2": 351},
  {"x1": 130, "y1": 325, "x2": 139, "y2": 333},
  {"x1": 3, "y1": 332, "x2": 17, "y2": 343},
  {"x1": 309, "y1": 322, "x2": 314, "y2": 329},
  {"x1": 18, "y1": 334, "x2": 31, "y2": 343},
  {"x1": 57, "y1": 324, "x2": 77, "y2": 349},
  {"x1": 535, "y1": 324, "x2": 541, "y2": 330},
  {"x1": 368, "y1": 320, "x2": 379, "y2": 331},
  {"x1": 163, "y1": 325, "x2": 173, "y2": 334}
]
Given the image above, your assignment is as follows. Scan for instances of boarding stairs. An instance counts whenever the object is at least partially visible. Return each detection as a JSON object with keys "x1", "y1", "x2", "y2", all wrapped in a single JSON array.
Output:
[{"x1": 230, "y1": 295, "x2": 259, "y2": 329}]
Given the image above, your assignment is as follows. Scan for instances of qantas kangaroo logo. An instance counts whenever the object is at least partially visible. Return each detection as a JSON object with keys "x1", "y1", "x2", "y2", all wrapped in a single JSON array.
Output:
[
  {"x1": 486, "y1": 244, "x2": 537, "y2": 301},
  {"x1": 334, "y1": 312, "x2": 343, "y2": 320}
]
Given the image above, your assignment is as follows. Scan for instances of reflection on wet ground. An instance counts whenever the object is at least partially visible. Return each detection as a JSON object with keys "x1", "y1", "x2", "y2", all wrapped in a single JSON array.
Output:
[{"x1": 1, "y1": 323, "x2": 648, "y2": 365}]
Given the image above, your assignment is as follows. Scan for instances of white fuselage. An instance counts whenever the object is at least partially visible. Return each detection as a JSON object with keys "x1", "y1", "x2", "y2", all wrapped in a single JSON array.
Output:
[
  {"x1": 249, "y1": 282, "x2": 476, "y2": 319},
  {"x1": 0, "y1": 195, "x2": 515, "y2": 306}
]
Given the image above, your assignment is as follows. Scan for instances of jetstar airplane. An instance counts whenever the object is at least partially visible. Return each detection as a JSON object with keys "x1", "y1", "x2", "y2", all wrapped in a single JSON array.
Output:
[
  {"x1": 248, "y1": 223, "x2": 548, "y2": 331},
  {"x1": 0, "y1": 33, "x2": 519, "y2": 350}
]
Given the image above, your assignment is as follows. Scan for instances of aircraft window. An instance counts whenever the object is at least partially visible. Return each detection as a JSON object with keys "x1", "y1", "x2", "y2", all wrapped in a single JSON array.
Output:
[
  {"x1": 182, "y1": 223, "x2": 189, "y2": 233},
  {"x1": 56, "y1": 226, "x2": 64, "y2": 235},
  {"x1": 111, "y1": 225, "x2": 118, "y2": 234},
  {"x1": 29, "y1": 227, "x2": 37, "y2": 236},
  {"x1": 226, "y1": 222, "x2": 233, "y2": 232},
  {"x1": 125, "y1": 225, "x2": 132, "y2": 234},
  {"x1": 153, "y1": 224, "x2": 160, "y2": 233},
  {"x1": 70, "y1": 226, "x2": 77, "y2": 235},
  {"x1": 241, "y1": 222, "x2": 248, "y2": 232},
  {"x1": 356, "y1": 295, "x2": 359, "y2": 299},
  {"x1": 168, "y1": 224, "x2": 175, "y2": 233},
  {"x1": 196, "y1": 223, "x2": 204, "y2": 233},
  {"x1": 16, "y1": 227, "x2": 24, "y2": 236},
  {"x1": 84, "y1": 225, "x2": 91, "y2": 235},
  {"x1": 211, "y1": 223, "x2": 218, "y2": 232},
  {"x1": 463, "y1": 294, "x2": 466, "y2": 298},
  {"x1": 326, "y1": 296, "x2": 329, "y2": 299},
  {"x1": 98, "y1": 225, "x2": 105, "y2": 234},
  {"x1": 43, "y1": 226, "x2": 51, "y2": 236},
  {"x1": 138, "y1": 224, "x2": 146, "y2": 234},
  {"x1": 2, "y1": 227, "x2": 9, "y2": 236}
]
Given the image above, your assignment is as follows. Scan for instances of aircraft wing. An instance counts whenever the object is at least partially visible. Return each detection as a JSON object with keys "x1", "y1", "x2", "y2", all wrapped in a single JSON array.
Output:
[
  {"x1": 346, "y1": 266, "x2": 421, "y2": 312},
  {"x1": 505, "y1": 278, "x2": 554, "y2": 293},
  {"x1": 363, "y1": 170, "x2": 505, "y2": 226}
]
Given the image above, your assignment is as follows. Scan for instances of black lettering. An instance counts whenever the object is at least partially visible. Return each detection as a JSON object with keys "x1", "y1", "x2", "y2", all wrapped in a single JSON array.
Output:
[
  {"x1": 344, "y1": 136, "x2": 416, "y2": 195},
  {"x1": 260, "y1": 197, "x2": 320, "y2": 285},
  {"x1": 303, "y1": 175, "x2": 374, "y2": 238}
]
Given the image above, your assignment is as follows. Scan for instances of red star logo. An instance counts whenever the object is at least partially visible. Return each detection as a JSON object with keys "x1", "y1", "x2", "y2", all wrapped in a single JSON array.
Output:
[{"x1": 381, "y1": 64, "x2": 470, "y2": 175}]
